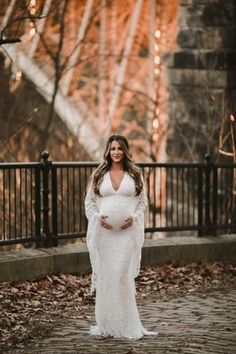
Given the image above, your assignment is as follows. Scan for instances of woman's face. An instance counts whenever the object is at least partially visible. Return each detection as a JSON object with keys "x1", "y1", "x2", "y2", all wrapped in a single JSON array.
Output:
[{"x1": 109, "y1": 140, "x2": 124, "y2": 164}]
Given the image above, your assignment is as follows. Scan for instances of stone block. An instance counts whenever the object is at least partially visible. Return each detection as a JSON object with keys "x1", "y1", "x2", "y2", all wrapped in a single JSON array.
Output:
[
  {"x1": 177, "y1": 28, "x2": 198, "y2": 49},
  {"x1": 171, "y1": 86, "x2": 224, "y2": 100},
  {"x1": 178, "y1": 1, "x2": 236, "y2": 28},
  {"x1": 177, "y1": 28, "x2": 231, "y2": 50},
  {"x1": 187, "y1": 4, "x2": 205, "y2": 27},
  {"x1": 171, "y1": 50, "x2": 236, "y2": 70},
  {"x1": 174, "y1": 51, "x2": 197, "y2": 68},
  {"x1": 202, "y1": 3, "x2": 236, "y2": 27},
  {"x1": 167, "y1": 68, "x2": 230, "y2": 88},
  {"x1": 226, "y1": 51, "x2": 236, "y2": 70},
  {"x1": 180, "y1": 0, "x2": 224, "y2": 4}
]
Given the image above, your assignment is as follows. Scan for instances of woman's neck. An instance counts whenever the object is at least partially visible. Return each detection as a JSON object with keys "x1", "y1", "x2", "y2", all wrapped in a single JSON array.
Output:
[{"x1": 110, "y1": 162, "x2": 123, "y2": 171}]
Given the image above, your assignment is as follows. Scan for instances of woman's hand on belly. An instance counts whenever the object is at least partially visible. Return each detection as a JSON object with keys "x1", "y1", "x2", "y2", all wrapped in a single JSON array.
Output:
[
  {"x1": 120, "y1": 216, "x2": 133, "y2": 230},
  {"x1": 101, "y1": 215, "x2": 113, "y2": 230}
]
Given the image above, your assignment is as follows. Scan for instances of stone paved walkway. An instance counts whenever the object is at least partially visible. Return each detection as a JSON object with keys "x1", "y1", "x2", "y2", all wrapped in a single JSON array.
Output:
[{"x1": 12, "y1": 288, "x2": 236, "y2": 354}]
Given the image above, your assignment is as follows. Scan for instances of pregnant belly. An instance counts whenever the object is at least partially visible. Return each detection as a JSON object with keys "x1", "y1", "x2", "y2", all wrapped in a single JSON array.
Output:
[{"x1": 100, "y1": 197, "x2": 136, "y2": 230}]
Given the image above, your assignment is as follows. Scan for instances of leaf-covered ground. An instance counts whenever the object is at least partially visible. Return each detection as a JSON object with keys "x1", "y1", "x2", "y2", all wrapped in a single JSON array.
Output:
[{"x1": 0, "y1": 262, "x2": 236, "y2": 352}]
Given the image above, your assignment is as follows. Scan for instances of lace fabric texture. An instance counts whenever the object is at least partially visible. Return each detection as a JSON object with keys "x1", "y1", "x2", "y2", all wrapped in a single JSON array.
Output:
[{"x1": 85, "y1": 172, "x2": 158, "y2": 339}]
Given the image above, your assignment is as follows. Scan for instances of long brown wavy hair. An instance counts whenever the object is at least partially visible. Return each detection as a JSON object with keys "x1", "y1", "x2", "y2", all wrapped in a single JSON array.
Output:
[{"x1": 91, "y1": 135, "x2": 143, "y2": 196}]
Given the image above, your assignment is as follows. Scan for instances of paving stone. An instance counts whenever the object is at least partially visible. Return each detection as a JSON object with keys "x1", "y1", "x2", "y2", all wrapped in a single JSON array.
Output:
[{"x1": 11, "y1": 287, "x2": 236, "y2": 354}]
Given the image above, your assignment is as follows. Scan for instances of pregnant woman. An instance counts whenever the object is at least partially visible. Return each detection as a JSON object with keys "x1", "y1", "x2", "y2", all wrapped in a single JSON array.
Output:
[{"x1": 85, "y1": 134, "x2": 157, "y2": 339}]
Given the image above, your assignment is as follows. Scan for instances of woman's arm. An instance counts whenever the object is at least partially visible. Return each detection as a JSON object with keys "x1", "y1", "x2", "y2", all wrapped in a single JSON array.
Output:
[
  {"x1": 85, "y1": 184, "x2": 99, "y2": 220},
  {"x1": 133, "y1": 172, "x2": 148, "y2": 222},
  {"x1": 133, "y1": 188, "x2": 148, "y2": 222}
]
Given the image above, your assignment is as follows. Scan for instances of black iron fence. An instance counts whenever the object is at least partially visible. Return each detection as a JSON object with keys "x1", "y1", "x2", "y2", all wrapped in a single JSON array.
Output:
[{"x1": 0, "y1": 152, "x2": 235, "y2": 247}]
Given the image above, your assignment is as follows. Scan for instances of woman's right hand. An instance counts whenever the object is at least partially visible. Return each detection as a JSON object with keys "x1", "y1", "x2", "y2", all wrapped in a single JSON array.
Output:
[{"x1": 101, "y1": 215, "x2": 113, "y2": 230}]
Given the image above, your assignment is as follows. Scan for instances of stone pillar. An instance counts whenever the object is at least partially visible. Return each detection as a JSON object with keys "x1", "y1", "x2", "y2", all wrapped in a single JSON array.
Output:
[{"x1": 165, "y1": 0, "x2": 236, "y2": 161}]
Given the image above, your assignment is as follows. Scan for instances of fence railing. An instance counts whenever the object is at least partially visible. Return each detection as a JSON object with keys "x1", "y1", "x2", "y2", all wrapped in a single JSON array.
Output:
[{"x1": 0, "y1": 152, "x2": 235, "y2": 247}]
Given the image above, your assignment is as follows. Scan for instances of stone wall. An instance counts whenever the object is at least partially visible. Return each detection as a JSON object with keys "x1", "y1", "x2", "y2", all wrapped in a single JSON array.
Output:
[
  {"x1": 1, "y1": 235, "x2": 236, "y2": 282},
  {"x1": 165, "y1": 0, "x2": 236, "y2": 162}
]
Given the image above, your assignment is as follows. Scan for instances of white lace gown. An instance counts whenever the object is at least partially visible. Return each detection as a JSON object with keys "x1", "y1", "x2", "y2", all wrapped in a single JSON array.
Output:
[{"x1": 85, "y1": 172, "x2": 158, "y2": 339}]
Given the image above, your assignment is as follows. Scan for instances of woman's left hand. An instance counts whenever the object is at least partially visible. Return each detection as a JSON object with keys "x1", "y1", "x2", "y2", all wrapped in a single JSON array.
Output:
[{"x1": 120, "y1": 216, "x2": 133, "y2": 230}]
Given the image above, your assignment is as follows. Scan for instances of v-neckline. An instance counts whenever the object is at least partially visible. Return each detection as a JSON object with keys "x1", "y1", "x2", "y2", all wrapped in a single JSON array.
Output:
[{"x1": 108, "y1": 171, "x2": 126, "y2": 193}]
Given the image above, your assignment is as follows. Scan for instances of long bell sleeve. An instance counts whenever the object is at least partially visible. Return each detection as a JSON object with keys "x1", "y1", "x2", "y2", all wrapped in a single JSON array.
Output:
[
  {"x1": 132, "y1": 184, "x2": 148, "y2": 279},
  {"x1": 85, "y1": 184, "x2": 100, "y2": 220},
  {"x1": 133, "y1": 189, "x2": 148, "y2": 223},
  {"x1": 85, "y1": 184, "x2": 101, "y2": 292}
]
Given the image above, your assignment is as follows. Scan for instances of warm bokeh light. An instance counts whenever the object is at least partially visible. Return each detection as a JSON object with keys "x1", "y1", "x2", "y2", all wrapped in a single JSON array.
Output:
[
  {"x1": 28, "y1": 27, "x2": 36, "y2": 38},
  {"x1": 29, "y1": 0, "x2": 37, "y2": 15},
  {"x1": 153, "y1": 118, "x2": 160, "y2": 129},
  {"x1": 15, "y1": 71, "x2": 22, "y2": 81},
  {"x1": 152, "y1": 132, "x2": 159, "y2": 141},
  {"x1": 155, "y1": 29, "x2": 161, "y2": 38},
  {"x1": 154, "y1": 56, "x2": 161, "y2": 65}
]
